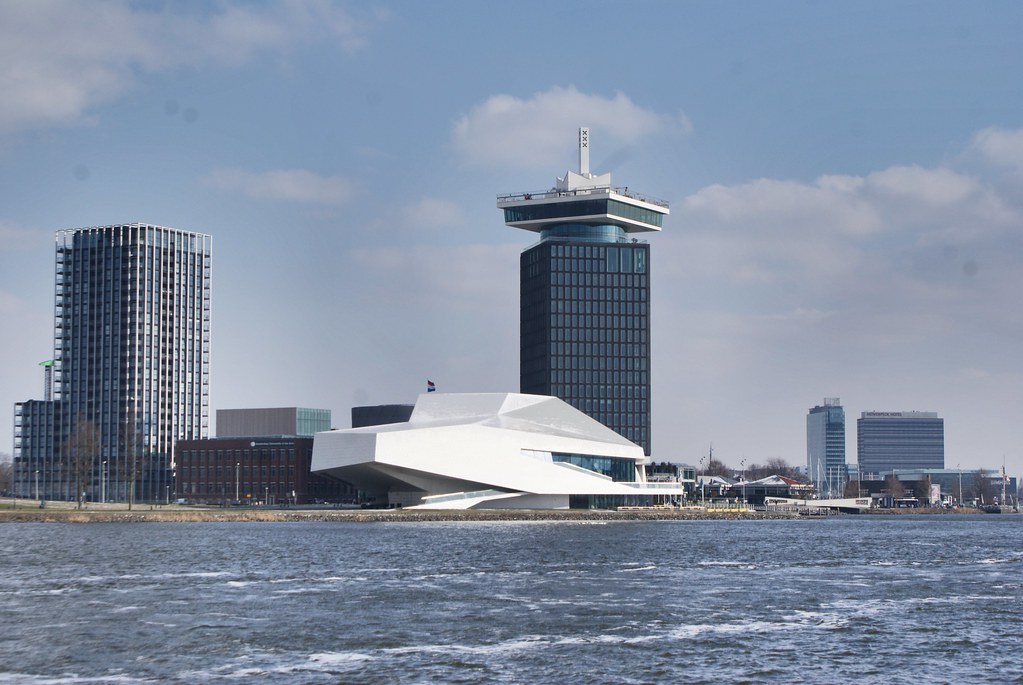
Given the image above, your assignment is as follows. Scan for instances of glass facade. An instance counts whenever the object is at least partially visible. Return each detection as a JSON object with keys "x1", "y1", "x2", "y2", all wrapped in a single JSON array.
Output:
[
  {"x1": 806, "y1": 399, "x2": 847, "y2": 497},
  {"x1": 552, "y1": 452, "x2": 638, "y2": 482},
  {"x1": 13, "y1": 224, "x2": 212, "y2": 502},
  {"x1": 504, "y1": 198, "x2": 665, "y2": 229},
  {"x1": 520, "y1": 230, "x2": 651, "y2": 454},
  {"x1": 857, "y1": 412, "x2": 944, "y2": 476},
  {"x1": 295, "y1": 408, "x2": 331, "y2": 437}
]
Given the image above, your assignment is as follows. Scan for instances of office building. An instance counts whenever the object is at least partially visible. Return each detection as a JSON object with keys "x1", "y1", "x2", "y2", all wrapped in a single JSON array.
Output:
[
  {"x1": 312, "y1": 393, "x2": 686, "y2": 509},
  {"x1": 806, "y1": 398, "x2": 847, "y2": 496},
  {"x1": 14, "y1": 223, "x2": 212, "y2": 502},
  {"x1": 177, "y1": 408, "x2": 352, "y2": 505},
  {"x1": 217, "y1": 407, "x2": 330, "y2": 438},
  {"x1": 497, "y1": 128, "x2": 669, "y2": 454},
  {"x1": 857, "y1": 411, "x2": 944, "y2": 476}
]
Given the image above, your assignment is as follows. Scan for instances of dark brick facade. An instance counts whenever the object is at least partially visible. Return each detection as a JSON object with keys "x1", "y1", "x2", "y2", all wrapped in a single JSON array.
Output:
[{"x1": 175, "y1": 436, "x2": 354, "y2": 504}]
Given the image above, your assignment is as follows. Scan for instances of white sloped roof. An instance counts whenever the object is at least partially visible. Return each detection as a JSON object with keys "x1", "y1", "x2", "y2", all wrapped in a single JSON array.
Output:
[
  {"x1": 408, "y1": 393, "x2": 636, "y2": 446},
  {"x1": 310, "y1": 393, "x2": 672, "y2": 506}
]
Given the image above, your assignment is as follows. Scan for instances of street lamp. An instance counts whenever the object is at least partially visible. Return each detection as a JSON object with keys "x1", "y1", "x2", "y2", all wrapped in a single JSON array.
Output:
[
  {"x1": 740, "y1": 458, "x2": 747, "y2": 507},
  {"x1": 101, "y1": 461, "x2": 106, "y2": 504},
  {"x1": 235, "y1": 462, "x2": 240, "y2": 502},
  {"x1": 957, "y1": 463, "x2": 963, "y2": 507},
  {"x1": 698, "y1": 455, "x2": 707, "y2": 505},
  {"x1": 35, "y1": 469, "x2": 40, "y2": 501}
]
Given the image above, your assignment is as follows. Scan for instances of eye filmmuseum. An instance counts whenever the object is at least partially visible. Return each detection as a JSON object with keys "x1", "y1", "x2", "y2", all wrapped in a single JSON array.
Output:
[
  {"x1": 311, "y1": 392, "x2": 687, "y2": 509},
  {"x1": 497, "y1": 127, "x2": 669, "y2": 455}
]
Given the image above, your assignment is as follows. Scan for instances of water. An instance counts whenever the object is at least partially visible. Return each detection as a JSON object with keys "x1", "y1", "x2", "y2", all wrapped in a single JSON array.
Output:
[{"x1": 0, "y1": 516, "x2": 1020, "y2": 684}]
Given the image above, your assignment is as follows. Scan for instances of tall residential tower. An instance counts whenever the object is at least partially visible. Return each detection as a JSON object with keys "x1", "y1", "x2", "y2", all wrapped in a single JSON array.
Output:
[
  {"x1": 14, "y1": 223, "x2": 212, "y2": 502},
  {"x1": 498, "y1": 128, "x2": 668, "y2": 454}
]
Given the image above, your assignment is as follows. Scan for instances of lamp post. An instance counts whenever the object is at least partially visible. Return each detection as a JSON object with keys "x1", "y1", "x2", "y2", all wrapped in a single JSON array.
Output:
[
  {"x1": 235, "y1": 462, "x2": 240, "y2": 502},
  {"x1": 698, "y1": 455, "x2": 706, "y2": 505},
  {"x1": 35, "y1": 469, "x2": 40, "y2": 501},
  {"x1": 957, "y1": 464, "x2": 963, "y2": 507},
  {"x1": 740, "y1": 458, "x2": 747, "y2": 507},
  {"x1": 101, "y1": 461, "x2": 106, "y2": 504}
]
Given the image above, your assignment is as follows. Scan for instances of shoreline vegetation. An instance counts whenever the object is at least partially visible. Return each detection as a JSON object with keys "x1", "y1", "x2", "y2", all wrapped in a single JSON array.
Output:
[{"x1": 0, "y1": 500, "x2": 979, "y2": 523}]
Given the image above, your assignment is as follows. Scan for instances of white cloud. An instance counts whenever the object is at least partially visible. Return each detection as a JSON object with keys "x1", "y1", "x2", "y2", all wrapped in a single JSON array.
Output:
[
  {"x1": 452, "y1": 86, "x2": 692, "y2": 168},
  {"x1": 864, "y1": 165, "x2": 979, "y2": 205},
  {"x1": 0, "y1": 1, "x2": 374, "y2": 133},
  {"x1": 351, "y1": 243, "x2": 519, "y2": 307},
  {"x1": 401, "y1": 197, "x2": 464, "y2": 228},
  {"x1": 658, "y1": 131, "x2": 1023, "y2": 415},
  {"x1": 684, "y1": 176, "x2": 882, "y2": 237},
  {"x1": 204, "y1": 168, "x2": 354, "y2": 206},
  {"x1": 969, "y1": 126, "x2": 1023, "y2": 168}
]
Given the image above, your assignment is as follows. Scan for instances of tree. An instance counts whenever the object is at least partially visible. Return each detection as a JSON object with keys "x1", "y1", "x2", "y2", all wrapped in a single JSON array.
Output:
[
  {"x1": 885, "y1": 472, "x2": 904, "y2": 501},
  {"x1": 914, "y1": 477, "x2": 933, "y2": 506},
  {"x1": 65, "y1": 419, "x2": 100, "y2": 509},
  {"x1": 0, "y1": 451, "x2": 12, "y2": 495},
  {"x1": 703, "y1": 458, "x2": 730, "y2": 477},
  {"x1": 970, "y1": 470, "x2": 996, "y2": 506},
  {"x1": 118, "y1": 408, "x2": 143, "y2": 510},
  {"x1": 765, "y1": 457, "x2": 803, "y2": 480}
]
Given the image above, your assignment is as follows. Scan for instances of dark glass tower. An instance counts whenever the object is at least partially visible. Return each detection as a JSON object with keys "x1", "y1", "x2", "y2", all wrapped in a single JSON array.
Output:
[{"x1": 498, "y1": 129, "x2": 668, "y2": 454}]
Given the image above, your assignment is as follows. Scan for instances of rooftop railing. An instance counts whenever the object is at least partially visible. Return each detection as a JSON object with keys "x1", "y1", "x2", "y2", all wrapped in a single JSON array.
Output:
[{"x1": 497, "y1": 185, "x2": 669, "y2": 209}]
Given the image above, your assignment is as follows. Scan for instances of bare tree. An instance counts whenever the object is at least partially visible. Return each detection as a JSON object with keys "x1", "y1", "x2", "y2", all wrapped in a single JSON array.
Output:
[
  {"x1": 766, "y1": 457, "x2": 804, "y2": 480},
  {"x1": 118, "y1": 408, "x2": 142, "y2": 510},
  {"x1": 885, "y1": 472, "x2": 904, "y2": 501},
  {"x1": 704, "y1": 457, "x2": 731, "y2": 477},
  {"x1": 0, "y1": 451, "x2": 13, "y2": 495},
  {"x1": 65, "y1": 419, "x2": 100, "y2": 509},
  {"x1": 914, "y1": 476, "x2": 933, "y2": 505},
  {"x1": 970, "y1": 470, "x2": 996, "y2": 506}
]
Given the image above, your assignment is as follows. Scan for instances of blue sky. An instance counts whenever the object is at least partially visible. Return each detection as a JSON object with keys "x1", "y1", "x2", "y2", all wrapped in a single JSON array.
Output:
[{"x1": 2, "y1": 1, "x2": 1021, "y2": 477}]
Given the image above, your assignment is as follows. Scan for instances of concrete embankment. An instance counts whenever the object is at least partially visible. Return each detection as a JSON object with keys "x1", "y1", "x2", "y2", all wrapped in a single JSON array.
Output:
[{"x1": 0, "y1": 506, "x2": 799, "y2": 524}]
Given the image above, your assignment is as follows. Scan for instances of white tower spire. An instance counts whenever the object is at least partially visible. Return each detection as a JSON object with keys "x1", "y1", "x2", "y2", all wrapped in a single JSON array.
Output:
[{"x1": 579, "y1": 127, "x2": 589, "y2": 176}]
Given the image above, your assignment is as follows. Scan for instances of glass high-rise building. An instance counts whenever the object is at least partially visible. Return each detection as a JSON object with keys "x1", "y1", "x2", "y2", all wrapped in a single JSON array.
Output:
[
  {"x1": 806, "y1": 397, "x2": 847, "y2": 497},
  {"x1": 857, "y1": 411, "x2": 944, "y2": 476},
  {"x1": 13, "y1": 223, "x2": 212, "y2": 502},
  {"x1": 497, "y1": 128, "x2": 669, "y2": 454}
]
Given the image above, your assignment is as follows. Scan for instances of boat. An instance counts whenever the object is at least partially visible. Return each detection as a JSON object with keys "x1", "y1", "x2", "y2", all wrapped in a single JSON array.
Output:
[{"x1": 982, "y1": 463, "x2": 1019, "y2": 514}]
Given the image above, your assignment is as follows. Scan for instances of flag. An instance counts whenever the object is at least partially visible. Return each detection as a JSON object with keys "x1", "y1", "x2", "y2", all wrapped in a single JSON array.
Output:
[{"x1": 427, "y1": 380, "x2": 436, "y2": 392}]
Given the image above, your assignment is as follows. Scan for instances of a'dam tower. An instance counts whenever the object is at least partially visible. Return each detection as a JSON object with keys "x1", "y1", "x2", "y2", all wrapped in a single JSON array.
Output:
[{"x1": 497, "y1": 128, "x2": 669, "y2": 455}]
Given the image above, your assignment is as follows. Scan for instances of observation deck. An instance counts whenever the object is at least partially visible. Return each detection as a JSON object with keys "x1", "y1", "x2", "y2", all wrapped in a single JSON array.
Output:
[{"x1": 497, "y1": 128, "x2": 669, "y2": 234}]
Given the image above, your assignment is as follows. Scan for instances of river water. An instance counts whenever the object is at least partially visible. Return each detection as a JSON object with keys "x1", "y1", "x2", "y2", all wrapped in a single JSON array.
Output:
[{"x1": 0, "y1": 516, "x2": 1020, "y2": 684}]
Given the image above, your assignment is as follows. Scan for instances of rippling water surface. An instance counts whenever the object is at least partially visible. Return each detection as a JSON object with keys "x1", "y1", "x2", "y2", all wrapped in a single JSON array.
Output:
[{"x1": 0, "y1": 516, "x2": 1020, "y2": 684}]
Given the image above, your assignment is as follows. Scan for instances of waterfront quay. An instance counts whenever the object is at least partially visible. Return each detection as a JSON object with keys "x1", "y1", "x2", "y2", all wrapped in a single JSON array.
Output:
[
  {"x1": 0, "y1": 499, "x2": 800, "y2": 523},
  {"x1": 0, "y1": 499, "x2": 984, "y2": 523}
]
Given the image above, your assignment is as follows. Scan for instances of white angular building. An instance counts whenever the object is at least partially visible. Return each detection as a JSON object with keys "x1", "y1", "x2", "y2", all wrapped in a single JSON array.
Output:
[{"x1": 311, "y1": 393, "x2": 686, "y2": 509}]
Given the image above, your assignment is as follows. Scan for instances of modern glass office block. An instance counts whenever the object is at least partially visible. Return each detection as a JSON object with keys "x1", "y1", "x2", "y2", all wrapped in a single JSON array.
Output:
[
  {"x1": 857, "y1": 411, "x2": 945, "y2": 476},
  {"x1": 807, "y1": 398, "x2": 847, "y2": 497}
]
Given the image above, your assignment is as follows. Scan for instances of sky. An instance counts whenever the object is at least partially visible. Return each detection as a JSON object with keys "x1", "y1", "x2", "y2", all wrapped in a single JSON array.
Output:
[{"x1": 1, "y1": 1, "x2": 1021, "y2": 477}]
